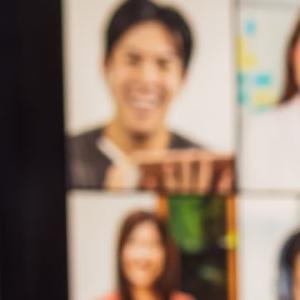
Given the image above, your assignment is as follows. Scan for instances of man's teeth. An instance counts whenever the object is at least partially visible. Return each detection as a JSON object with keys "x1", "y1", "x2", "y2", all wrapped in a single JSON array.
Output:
[{"x1": 131, "y1": 98, "x2": 159, "y2": 110}]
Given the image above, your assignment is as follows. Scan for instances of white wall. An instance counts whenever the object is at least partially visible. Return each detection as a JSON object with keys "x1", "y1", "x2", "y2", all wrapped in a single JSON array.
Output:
[{"x1": 63, "y1": 0, "x2": 236, "y2": 152}]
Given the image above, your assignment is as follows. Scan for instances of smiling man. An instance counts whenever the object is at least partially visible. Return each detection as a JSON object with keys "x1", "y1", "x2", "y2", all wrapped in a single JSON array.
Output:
[
  {"x1": 105, "y1": 20, "x2": 185, "y2": 147},
  {"x1": 67, "y1": 0, "x2": 233, "y2": 193}
]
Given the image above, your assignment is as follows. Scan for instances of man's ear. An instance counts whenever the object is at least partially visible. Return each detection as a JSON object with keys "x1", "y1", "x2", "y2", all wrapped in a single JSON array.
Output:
[
  {"x1": 181, "y1": 69, "x2": 187, "y2": 83},
  {"x1": 101, "y1": 55, "x2": 110, "y2": 79},
  {"x1": 178, "y1": 69, "x2": 188, "y2": 88}
]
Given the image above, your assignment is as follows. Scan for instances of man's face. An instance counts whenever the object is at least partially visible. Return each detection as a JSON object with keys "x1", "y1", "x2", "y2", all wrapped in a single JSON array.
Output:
[{"x1": 104, "y1": 21, "x2": 185, "y2": 137}]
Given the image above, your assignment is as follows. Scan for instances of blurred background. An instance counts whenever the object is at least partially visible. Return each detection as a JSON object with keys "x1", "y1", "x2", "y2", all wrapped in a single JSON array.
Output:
[{"x1": 1, "y1": 0, "x2": 300, "y2": 300}]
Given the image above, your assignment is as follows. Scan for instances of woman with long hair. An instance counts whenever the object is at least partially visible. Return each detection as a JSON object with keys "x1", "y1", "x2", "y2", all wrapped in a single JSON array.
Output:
[{"x1": 101, "y1": 210, "x2": 195, "y2": 300}]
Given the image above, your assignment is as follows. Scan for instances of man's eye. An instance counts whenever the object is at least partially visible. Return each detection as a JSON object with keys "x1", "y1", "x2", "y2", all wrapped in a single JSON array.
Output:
[
  {"x1": 157, "y1": 59, "x2": 171, "y2": 70},
  {"x1": 126, "y1": 55, "x2": 140, "y2": 65}
]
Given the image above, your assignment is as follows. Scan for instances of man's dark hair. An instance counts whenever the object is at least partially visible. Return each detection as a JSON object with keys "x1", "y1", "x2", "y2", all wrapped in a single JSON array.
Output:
[{"x1": 104, "y1": 0, "x2": 194, "y2": 70}]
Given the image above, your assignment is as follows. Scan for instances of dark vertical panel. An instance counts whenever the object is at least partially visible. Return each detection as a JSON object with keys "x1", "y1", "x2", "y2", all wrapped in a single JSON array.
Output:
[
  {"x1": 0, "y1": 0, "x2": 23, "y2": 299},
  {"x1": 0, "y1": 0, "x2": 67, "y2": 299}
]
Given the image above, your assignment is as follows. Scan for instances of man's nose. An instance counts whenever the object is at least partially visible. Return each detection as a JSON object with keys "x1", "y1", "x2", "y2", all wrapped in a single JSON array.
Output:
[{"x1": 138, "y1": 62, "x2": 160, "y2": 84}]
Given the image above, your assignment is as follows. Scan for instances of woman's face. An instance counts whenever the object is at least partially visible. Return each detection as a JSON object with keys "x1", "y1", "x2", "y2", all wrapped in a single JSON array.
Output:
[
  {"x1": 104, "y1": 21, "x2": 185, "y2": 137},
  {"x1": 293, "y1": 37, "x2": 300, "y2": 90},
  {"x1": 121, "y1": 220, "x2": 165, "y2": 289}
]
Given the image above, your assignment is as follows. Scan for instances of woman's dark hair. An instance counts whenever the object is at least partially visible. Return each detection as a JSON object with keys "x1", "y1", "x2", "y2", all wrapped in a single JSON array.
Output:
[
  {"x1": 278, "y1": 230, "x2": 300, "y2": 300},
  {"x1": 280, "y1": 14, "x2": 300, "y2": 104},
  {"x1": 105, "y1": 0, "x2": 194, "y2": 71},
  {"x1": 117, "y1": 210, "x2": 180, "y2": 300}
]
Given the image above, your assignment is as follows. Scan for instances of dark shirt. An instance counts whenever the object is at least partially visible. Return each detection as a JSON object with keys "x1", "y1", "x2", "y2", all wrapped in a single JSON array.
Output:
[{"x1": 66, "y1": 127, "x2": 200, "y2": 190}]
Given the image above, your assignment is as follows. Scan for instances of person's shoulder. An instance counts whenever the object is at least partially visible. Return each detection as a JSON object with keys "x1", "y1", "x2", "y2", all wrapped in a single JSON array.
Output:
[
  {"x1": 65, "y1": 125, "x2": 110, "y2": 189},
  {"x1": 96, "y1": 292, "x2": 119, "y2": 300},
  {"x1": 66, "y1": 126, "x2": 104, "y2": 156},
  {"x1": 171, "y1": 291, "x2": 196, "y2": 300},
  {"x1": 68, "y1": 126, "x2": 103, "y2": 144},
  {"x1": 170, "y1": 131, "x2": 203, "y2": 149}
]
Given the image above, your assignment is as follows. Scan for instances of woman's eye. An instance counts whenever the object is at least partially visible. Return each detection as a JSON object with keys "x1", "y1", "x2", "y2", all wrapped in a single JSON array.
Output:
[
  {"x1": 126, "y1": 237, "x2": 137, "y2": 245},
  {"x1": 148, "y1": 240, "x2": 162, "y2": 249}
]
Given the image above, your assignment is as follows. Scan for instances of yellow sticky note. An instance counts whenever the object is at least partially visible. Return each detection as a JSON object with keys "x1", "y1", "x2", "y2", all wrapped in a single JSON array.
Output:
[{"x1": 252, "y1": 89, "x2": 277, "y2": 107}]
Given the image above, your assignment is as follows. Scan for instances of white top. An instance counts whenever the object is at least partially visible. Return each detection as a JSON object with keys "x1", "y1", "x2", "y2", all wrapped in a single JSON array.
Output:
[
  {"x1": 96, "y1": 136, "x2": 140, "y2": 189},
  {"x1": 240, "y1": 94, "x2": 300, "y2": 191}
]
